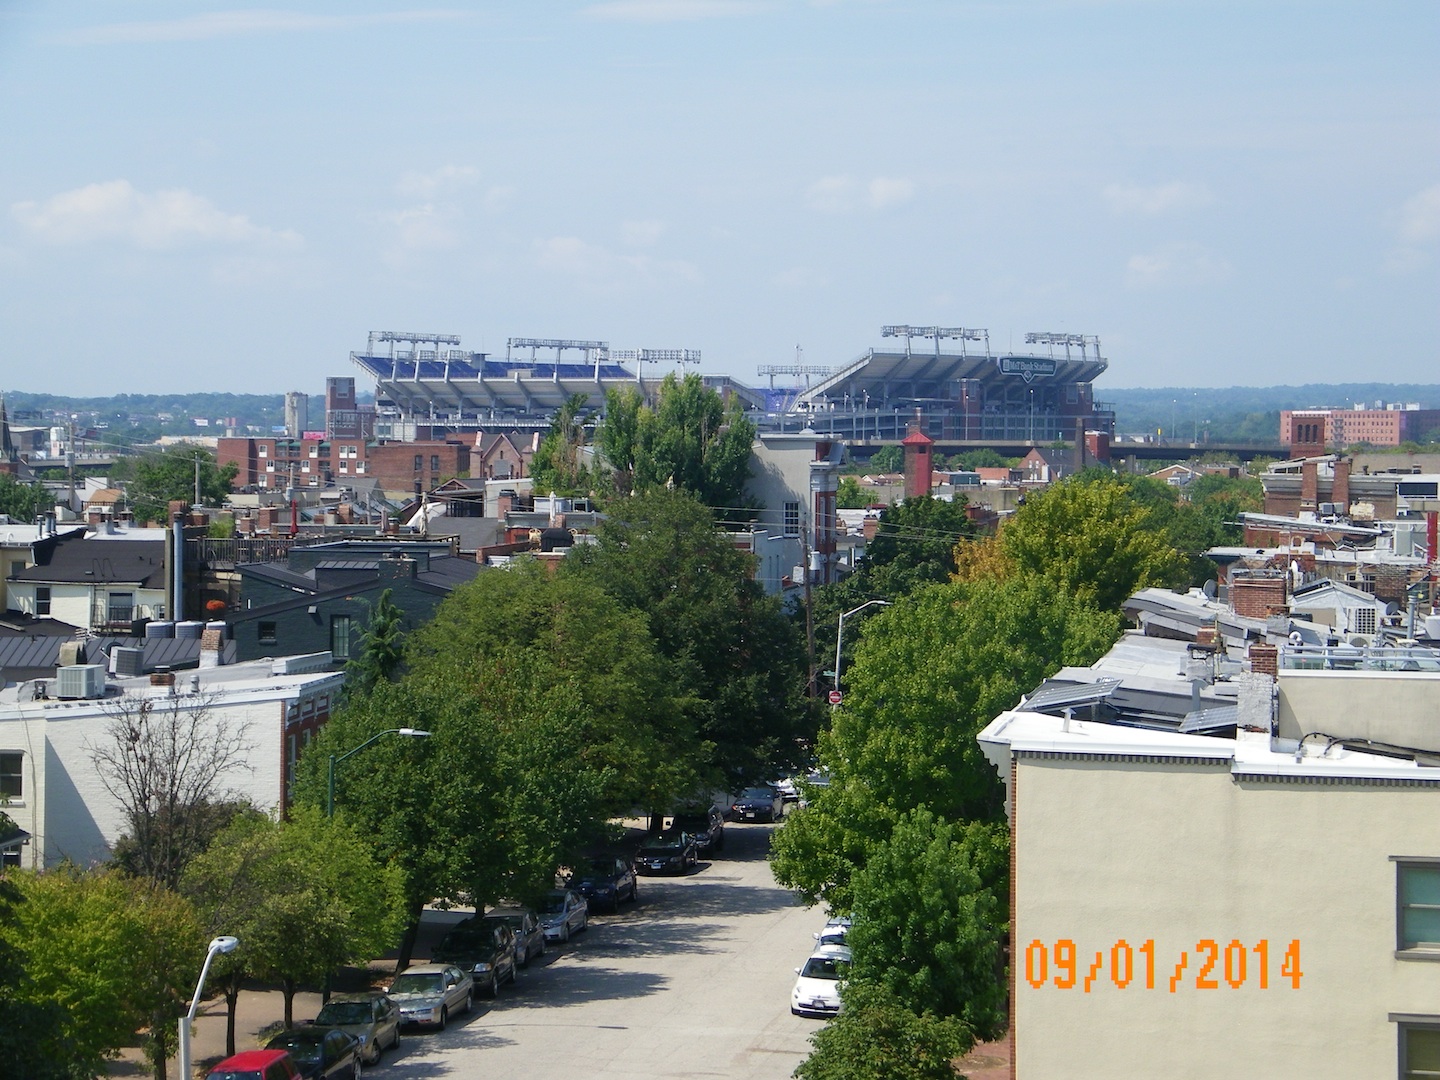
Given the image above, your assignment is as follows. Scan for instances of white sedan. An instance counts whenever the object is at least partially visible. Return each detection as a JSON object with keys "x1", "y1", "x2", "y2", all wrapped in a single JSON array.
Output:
[{"x1": 790, "y1": 944, "x2": 851, "y2": 1018}]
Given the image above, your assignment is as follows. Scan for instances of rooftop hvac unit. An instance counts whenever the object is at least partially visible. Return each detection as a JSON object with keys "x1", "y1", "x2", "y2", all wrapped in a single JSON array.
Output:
[
  {"x1": 56, "y1": 664, "x2": 106, "y2": 700},
  {"x1": 112, "y1": 647, "x2": 145, "y2": 677}
]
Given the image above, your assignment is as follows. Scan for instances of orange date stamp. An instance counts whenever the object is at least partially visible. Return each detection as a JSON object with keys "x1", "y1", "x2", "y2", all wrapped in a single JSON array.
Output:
[{"x1": 1022, "y1": 938, "x2": 1303, "y2": 992}]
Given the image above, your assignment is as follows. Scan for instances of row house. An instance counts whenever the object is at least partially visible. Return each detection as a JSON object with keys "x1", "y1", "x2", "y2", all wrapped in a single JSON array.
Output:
[{"x1": 217, "y1": 436, "x2": 470, "y2": 496}]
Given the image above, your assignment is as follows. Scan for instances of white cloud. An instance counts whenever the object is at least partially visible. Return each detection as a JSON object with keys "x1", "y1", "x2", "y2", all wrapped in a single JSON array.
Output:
[
  {"x1": 621, "y1": 219, "x2": 666, "y2": 247},
  {"x1": 1124, "y1": 244, "x2": 1231, "y2": 289},
  {"x1": 10, "y1": 180, "x2": 301, "y2": 250},
  {"x1": 581, "y1": 0, "x2": 768, "y2": 22},
  {"x1": 383, "y1": 204, "x2": 463, "y2": 253},
  {"x1": 868, "y1": 176, "x2": 914, "y2": 209},
  {"x1": 806, "y1": 174, "x2": 915, "y2": 214},
  {"x1": 534, "y1": 235, "x2": 699, "y2": 290},
  {"x1": 396, "y1": 165, "x2": 481, "y2": 200},
  {"x1": 1103, "y1": 181, "x2": 1214, "y2": 217},
  {"x1": 58, "y1": 10, "x2": 467, "y2": 46},
  {"x1": 805, "y1": 175, "x2": 857, "y2": 214},
  {"x1": 1398, "y1": 184, "x2": 1440, "y2": 246}
]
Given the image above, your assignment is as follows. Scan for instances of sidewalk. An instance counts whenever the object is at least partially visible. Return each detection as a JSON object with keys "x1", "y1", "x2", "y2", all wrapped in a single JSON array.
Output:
[{"x1": 110, "y1": 907, "x2": 471, "y2": 1078}]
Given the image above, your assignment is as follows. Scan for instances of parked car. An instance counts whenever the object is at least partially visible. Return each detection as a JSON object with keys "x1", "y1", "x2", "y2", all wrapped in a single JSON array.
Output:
[
  {"x1": 484, "y1": 905, "x2": 547, "y2": 967},
  {"x1": 672, "y1": 806, "x2": 725, "y2": 854},
  {"x1": 432, "y1": 916, "x2": 517, "y2": 997},
  {"x1": 636, "y1": 829, "x2": 699, "y2": 875},
  {"x1": 731, "y1": 785, "x2": 784, "y2": 823},
  {"x1": 263, "y1": 1027, "x2": 363, "y2": 1080},
  {"x1": 386, "y1": 963, "x2": 474, "y2": 1030},
  {"x1": 206, "y1": 1050, "x2": 301, "y2": 1080},
  {"x1": 538, "y1": 888, "x2": 589, "y2": 942},
  {"x1": 813, "y1": 915, "x2": 851, "y2": 947},
  {"x1": 790, "y1": 944, "x2": 852, "y2": 1018},
  {"x1": 312, "y1": 992, "x2": 400, "y2": 1065},
  {"x1": 571, "y1": 855, "x2": 639, "y2": 912}
]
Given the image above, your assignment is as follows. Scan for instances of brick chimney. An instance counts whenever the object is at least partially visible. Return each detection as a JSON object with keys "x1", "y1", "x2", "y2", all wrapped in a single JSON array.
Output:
[
  {"x1": 1300, "y1": 461, "x2": 1318, "y2": 512},
  {"x1": 1333, "y1": 458, "x2": 1351, "y2": 513},
  {"x1": 1248, "y1": 642, "x2": 1278, "y2": 679},
  {"x1": 901, "y1": 429, "x2": 934, "y2": 500}
]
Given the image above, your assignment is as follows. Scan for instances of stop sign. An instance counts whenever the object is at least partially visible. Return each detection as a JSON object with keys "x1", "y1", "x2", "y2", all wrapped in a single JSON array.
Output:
[{"x1": 828, "y1": 690, "x2": 843, "y2": 705}]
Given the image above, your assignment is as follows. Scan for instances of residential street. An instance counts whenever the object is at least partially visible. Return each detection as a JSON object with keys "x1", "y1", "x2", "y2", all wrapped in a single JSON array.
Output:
[{"x1": 120, "y1": 822, "x2": 825, "y2": 1080}]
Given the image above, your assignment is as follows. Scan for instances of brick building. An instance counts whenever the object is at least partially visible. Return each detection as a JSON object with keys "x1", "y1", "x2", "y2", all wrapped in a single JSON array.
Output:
[{"x1": 217, "y1": 436, "x2": 470, "y2": 496}]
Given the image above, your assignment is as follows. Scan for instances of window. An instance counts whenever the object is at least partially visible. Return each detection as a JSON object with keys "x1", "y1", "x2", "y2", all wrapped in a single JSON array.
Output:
[
  {"x1": 331, "y1": 614, "x2": 354, "y2": 660},
  {"x1": 783, "y1": 501, "x2": 801, "y2": 537},
  {"x1": 258, "y1": 621, "x2": 277, "y2": 646},
  {"x1": 1396, "y1": 1018, "x2": 1440, "y2": 1079},
  {"x1": 0, "y1": 752, "x2": 21, "y2": 799},
  {"x1": 431, "y1": 454, "x2": 441, "y2": 473},
  {"x1": 1397, "y1": 860, "x2": 1440, "y2": 955},
  {"x1": 413, "y1": 454, "x2": 423, "y2": 471},
  {"x1": 108, "y1": 592, "x2": 133, "y2": 625},
  {"x1": 34, "y1": 586, "x2": 50, "y2": 616}
]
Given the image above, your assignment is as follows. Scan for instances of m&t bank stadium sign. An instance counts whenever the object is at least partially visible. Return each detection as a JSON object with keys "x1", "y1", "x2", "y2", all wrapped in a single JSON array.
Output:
[{"x1": 997, "y1": 356, "x2": 1058, "y2": 383}]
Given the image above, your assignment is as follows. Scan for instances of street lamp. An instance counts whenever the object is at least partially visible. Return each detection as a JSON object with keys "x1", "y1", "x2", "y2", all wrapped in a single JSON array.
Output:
[
  {"x1": 834, "y1": 600, "x2": 891, "y2": 703},
  {"x1": 178, "y1": 935, "x2": 239, "y2": 1080},
  {"x1": 327, "y1": 727, "x2": 431, "y2": 818}
]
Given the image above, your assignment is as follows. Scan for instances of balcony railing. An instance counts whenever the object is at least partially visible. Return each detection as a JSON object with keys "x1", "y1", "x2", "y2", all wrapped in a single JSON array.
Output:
[{"x1": 1282, "y1": 644, "x2": 1440, "y2": 672}]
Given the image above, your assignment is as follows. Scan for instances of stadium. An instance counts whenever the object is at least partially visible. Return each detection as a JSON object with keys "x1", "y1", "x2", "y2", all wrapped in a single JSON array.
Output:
[{"x1": 349, "y1": 326, "x2": 1115, "y2": 446}]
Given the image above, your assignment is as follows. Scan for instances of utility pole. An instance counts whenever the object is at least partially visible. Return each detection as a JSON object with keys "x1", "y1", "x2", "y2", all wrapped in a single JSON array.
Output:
[
  {"x1": 194, "y1": 452, "x2": 202, "y2": 507},
  {"x1": 802, "y1": 513, "x2": 816, "y2": 697}
]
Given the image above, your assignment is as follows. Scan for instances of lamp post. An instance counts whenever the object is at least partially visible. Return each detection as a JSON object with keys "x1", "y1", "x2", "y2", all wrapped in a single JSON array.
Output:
[
  {"x1": 326, "y1": 727, "x2": 431, "y2": 818},
  {"x1": 178, "y1": 935, "x2": 239, "y2": 1080},
  {"x1": 834, "y1": 600, "x2": 891, "y2": 703}
]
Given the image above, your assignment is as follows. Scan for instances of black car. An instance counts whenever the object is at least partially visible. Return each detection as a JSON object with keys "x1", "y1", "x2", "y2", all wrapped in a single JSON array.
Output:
[
  {"x1": 730, "y1": 785, "x2": 784, "y2": 823},
  {"x1": 570, "y1": 855, "x2": 639, "y2": 912},
  {"x1": 636, "y1": 829, "x2": 698, "y2": 875},
  {"x1": 432, "y1": 916, "x2": 518, "y2": 997},
  {"x1": 264, "y1": 1026, "x2": 362, "y2": 1080},
  {"x1": 672, "y1": 806, "x2": 725, "y2": 854}
]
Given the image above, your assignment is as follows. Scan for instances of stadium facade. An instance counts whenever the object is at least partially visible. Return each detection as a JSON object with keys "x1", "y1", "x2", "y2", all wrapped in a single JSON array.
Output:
[{"x1": 348, "y1": 326, "x2": 1115, "y2": 446}]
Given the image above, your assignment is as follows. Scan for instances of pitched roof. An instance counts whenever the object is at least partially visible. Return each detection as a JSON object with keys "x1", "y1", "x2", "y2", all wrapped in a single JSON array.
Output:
[{"x1": 8, "y1": 533, "x2": 166, "y2": 588}]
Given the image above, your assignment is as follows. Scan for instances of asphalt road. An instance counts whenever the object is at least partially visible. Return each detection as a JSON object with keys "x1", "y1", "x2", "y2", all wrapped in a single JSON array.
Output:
[{"x1": 367, "y1": 821, "x2": 825, "y2": 1080}]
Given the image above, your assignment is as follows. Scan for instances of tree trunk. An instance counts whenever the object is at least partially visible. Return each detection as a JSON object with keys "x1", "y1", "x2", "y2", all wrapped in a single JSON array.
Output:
[
  {"x1": 394, "y1": 899, "x2": 425, "y2": 973},
  {"x1": 146, "y1": 1012, "x2": 170, "y2": 1080},
  {"x1": 282, "y1": 979, "x2": 296, "y2": 1028},
  {"x1": 224, "y1": 982, "x2": 240, "y2": 1057}
]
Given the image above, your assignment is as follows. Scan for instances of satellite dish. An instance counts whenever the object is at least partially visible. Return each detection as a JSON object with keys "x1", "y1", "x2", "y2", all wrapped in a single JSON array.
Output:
[
  {"x1": 1288, "y1": 631, "x2": 1304, "y2": 646},
  {"x1": 1201, "y1": 579, "x2": 1217, "y2": 599},
  {"x1": 1348, "y1": 635, "x2": 1370, "y2": 648}
]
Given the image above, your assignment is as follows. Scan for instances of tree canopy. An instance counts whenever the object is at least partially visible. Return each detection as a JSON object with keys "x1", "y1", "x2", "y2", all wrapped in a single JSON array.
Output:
[
  {"x1": 529, "y1": 392, "x2": 596, "y2": 496},
  {"x1": 563, "y1": 489, "x2": 813, "y2": 787},
  {"x1": 597, "y1": 374, "x2": 755, "y2": 508},
  {"x1": 0, "y1": 474, "x2": 49, "y2": 522},
  {"x1": 125, "y1": 446, "x2": 238, "y2": 524}
]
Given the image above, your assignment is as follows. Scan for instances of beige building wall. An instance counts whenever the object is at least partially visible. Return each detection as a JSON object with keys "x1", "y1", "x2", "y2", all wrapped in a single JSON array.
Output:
[
  {"x1": 1276, "y1": 670, "x2": 1440, "y2": 754},
  {"x1": 1012, "y1": 752, "x2": 1440, "y2": 1079}
]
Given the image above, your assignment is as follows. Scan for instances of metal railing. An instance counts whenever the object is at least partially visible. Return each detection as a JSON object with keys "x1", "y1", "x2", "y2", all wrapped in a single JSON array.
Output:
[{"x1": 1282, "y1": 644, "x2": 1440, "y2": 672}]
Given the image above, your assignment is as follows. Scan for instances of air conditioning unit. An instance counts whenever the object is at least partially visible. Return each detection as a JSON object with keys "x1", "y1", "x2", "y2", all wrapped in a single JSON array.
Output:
[
  {"x1": 56, "y1": 664, "x2": 106, "y2": 700},
  {"x1": 112, "y1": 647, "x2": 145, "y2": 677}
]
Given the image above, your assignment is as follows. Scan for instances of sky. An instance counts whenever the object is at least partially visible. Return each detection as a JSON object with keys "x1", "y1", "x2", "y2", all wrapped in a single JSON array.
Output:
[{"x1": 1, "y1": 1, "x2": 1436, "y2": 397}]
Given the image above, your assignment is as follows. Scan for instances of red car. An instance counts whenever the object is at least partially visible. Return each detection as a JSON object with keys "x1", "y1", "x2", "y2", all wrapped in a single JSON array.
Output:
[{"x1": 206, "y1": 1049, "x2": 301, "y2": 1080}]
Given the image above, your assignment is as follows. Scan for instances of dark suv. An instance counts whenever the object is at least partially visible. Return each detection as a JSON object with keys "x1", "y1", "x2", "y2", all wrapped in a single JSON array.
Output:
[
  {"x1": 432, "y1": 916, "x2": 517, "y2": 997},
  {"x1": 571, "y1": 855, "x2": 639, "y2": 912},
  {"x1": 671, "y1": 806, "x2": 725, "y2": 855}
]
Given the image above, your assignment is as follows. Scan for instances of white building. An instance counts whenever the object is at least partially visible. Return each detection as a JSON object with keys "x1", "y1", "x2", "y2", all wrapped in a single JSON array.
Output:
[
  {"x1": 978, "y1": 635, "x2": 1440, "y2": 1079},
  {"x1": 0, "y1": 653, "x2": 342, "y2": 869}
]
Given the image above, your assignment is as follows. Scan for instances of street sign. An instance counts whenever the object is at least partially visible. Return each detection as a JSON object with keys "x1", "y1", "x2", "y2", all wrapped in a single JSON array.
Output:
[{"x1": 828, "y1": 690, "x2": 843, "y2": 706}]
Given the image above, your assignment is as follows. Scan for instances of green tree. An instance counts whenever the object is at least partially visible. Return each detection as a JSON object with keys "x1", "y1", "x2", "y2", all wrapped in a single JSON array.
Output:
[
  {"x1": 530, "y1": 392, "x2": 595, "y2": 495},
  {"x1": 836, "y1": 475, "x2": 866, "y2": 509},
  {"x1": 772, "y1": 576, "x2": 1120, "y2": 908},
  {"x1": 0, "y1": 876, "x2": 77, "y2": 1080},
  {"x1": 344, "y1": 588, "x2": 407, "y2": 698},
  {"x1": 564, "y1": 489, "x2": 812, "y2": 787},
  {"x1": 999, "y1": 472, "x2": 1188, "y2": 610},
  {"x1": 125, "y1": 446, "x2": 238, "y2": 524},
  {"x1": 867, "y1": 445, "x2": 903, "y2": 473},
  {"x1": 846, "y1": 811, "x2": 1007, "y2": 1041},
  {"x1": 4, "y1": 866, "x2": 203, "y2": 1080},
  {"x1": 0, "y1": 474, "x2": 49, "y2": 522},
  {"x1": 793, "y1": 983, "x2": 974, "y2": 1080},
  {"x1": 598, "y1": 373, "x2": 756, "y2": 508}
]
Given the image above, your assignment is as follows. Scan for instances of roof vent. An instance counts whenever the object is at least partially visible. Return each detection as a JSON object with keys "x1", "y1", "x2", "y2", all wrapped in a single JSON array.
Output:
[{"x1": 112, "y1": 647, "x2": 145, "y2": 677}]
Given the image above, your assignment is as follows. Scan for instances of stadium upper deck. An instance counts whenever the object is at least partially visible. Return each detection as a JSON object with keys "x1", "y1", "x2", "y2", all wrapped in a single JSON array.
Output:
[{"x1": 351, "y1": 327, "x2": 1115, "y2": 444}]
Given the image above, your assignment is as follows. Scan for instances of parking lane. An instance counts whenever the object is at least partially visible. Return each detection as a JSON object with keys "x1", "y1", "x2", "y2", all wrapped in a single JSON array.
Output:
[{"x1": 389, "y1": 823, "x2": 821, "y2": 1080}]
